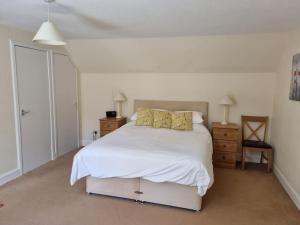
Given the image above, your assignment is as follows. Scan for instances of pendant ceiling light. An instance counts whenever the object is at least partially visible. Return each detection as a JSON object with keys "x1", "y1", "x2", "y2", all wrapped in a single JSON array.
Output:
[{"x1": 33, "y1": 0, "x2": 66, "y2": 46}]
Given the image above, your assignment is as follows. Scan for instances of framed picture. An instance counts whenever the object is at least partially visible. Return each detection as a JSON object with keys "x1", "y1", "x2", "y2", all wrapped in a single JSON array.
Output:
[{"x1": 290, "y1": 53, "x2": 300, "y2": 101}]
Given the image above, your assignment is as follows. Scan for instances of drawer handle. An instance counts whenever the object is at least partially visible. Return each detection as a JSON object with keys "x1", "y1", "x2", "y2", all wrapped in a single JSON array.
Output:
[
  {"x1": 222, "y1": 156, "x2": 226, "y2": 160},
  {"x1": 223, "y1": 145, "x2": 227, "y2": 148},
  {"x1": 134, "y1": 191, "x2": 143, "y2": 194},
  {"x1": 224, "y1": 133, "x2": 228, "y2": 136}
]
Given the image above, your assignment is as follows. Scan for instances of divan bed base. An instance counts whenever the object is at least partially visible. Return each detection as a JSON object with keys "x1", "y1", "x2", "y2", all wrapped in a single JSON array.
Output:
[{"x1": 86, "y1": 176, "x2": 202, "y2": 211}]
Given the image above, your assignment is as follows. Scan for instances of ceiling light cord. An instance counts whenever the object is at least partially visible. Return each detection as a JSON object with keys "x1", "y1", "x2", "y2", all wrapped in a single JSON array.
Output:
[{"x1": 47, "y1": 2, "x2": 50, "y2": 21}]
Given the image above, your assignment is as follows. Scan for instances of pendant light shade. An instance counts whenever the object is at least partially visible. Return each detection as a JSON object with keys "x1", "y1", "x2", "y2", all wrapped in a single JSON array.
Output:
[
  {"x1": 33, "y1": 0, "x2": 66, "y2": 46},
  {"x1": 33, "y1": 21, "x2": 66, "y2": 46}
]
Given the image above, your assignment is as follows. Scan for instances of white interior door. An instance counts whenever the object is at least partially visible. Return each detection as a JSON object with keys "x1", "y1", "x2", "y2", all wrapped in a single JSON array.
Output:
[
  {"x1": 14, "y1": 46, "x2": 52, "y2": 173},
  {"x1": 53, "y1": 53, "x2": 78, "y2": 156}
]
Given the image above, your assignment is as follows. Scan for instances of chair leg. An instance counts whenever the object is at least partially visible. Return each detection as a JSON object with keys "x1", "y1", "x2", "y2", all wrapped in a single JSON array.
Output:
[
  {"x1": 267, "y1": 149, "x2": 273, "y2": 173},
  {"x1": 260, "y1": 152, "x2": 263, "y2": 164},
  {"x1": 242, "y1": 148, "x2": 246, "y2": 170}
]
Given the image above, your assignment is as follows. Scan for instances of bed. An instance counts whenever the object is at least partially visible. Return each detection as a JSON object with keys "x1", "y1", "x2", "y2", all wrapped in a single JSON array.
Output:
[{"x1": 70, "y1": 100, "x2": 213, "y2": 211}]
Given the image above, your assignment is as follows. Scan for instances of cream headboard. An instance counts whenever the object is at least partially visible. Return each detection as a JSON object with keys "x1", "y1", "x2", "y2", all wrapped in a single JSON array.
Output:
[{"x1": 134, "y1": 100, "x2": 209, "y2": 127}]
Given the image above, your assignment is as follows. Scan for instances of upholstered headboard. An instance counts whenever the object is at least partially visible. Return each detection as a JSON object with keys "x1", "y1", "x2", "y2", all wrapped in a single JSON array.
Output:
[{"x1": 134, "y1": 100, "x2": 209, "y2": 127}]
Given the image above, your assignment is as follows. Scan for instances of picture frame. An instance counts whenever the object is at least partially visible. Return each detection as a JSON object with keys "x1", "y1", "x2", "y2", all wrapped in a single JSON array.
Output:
[{"x1": 290, "y1": 53, "x2": 300, "y2": 101}]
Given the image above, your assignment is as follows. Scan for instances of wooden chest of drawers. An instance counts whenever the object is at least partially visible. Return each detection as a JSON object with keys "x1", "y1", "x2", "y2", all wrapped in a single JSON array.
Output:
[
  {"x1": 100, "y1": 117, "x2": 127, "y2": 137},
  {"x1": 212, "y1": 122, "x2": 239, "y2": 169}
]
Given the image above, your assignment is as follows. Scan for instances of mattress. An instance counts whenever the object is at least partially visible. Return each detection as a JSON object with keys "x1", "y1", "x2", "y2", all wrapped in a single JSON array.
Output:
[{"x1": 70, "y1": 122, "x2": 214, "y2": 196}]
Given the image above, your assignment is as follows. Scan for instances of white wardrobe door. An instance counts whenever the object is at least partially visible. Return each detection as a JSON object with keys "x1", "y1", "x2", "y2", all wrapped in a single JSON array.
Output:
[
  {"x1": 15, "y1": 46, "x2": 52, "y2": 173},
  {"x1": 53, "y1": 53, "x2": 78, "y2": 156}
]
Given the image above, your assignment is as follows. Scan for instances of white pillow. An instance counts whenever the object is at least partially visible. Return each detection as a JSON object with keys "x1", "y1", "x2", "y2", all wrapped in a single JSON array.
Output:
[
  {"x1": 130, "y1": 112, "x2": 137, "y2": 121},
  {"x1": 176, "y1": 111, "x2": 204, "y2": 124}
]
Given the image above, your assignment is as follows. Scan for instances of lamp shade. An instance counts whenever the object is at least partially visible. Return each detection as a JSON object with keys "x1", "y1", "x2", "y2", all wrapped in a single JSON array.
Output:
[
  {"x1": 114, "y1": 92, "x2": 126, "y2": 102},
  {"x1": 33, "y1": 21, "x2": 66, "y2": 46},
  {"x1": 219, "y1": 95, "x2": 234, "y2": 105}
]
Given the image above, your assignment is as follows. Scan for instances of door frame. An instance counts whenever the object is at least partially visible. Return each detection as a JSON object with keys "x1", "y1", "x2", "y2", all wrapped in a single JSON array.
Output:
[
  {"x1": 9, "y1": 40, "x2": 79, "y2": 174},
  {"x1": 50, "y1": 51, "x2": 80, "y2": 155}
]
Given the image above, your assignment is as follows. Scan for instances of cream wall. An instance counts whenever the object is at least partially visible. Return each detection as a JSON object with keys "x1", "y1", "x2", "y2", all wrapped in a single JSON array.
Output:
[
  {"x1": 80, "y1": 73, "x2": 276, "y2": 145},
  {"x1": 66, "y1": 33, "x2": 289, "y2": 156},
  {"x1": 0, "y1": 24, "x2": 64, "y2": 178},
  {"x1": 67, "y1": 34, "x2": 284, "y2": 146},
  {"x1": 271, "y1": 29, "x2": 300, "y2": 209}
]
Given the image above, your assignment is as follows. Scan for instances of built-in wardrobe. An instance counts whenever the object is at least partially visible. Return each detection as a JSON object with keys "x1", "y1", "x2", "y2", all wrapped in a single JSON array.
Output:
[{"x1": 10, "y1": 42, "x2": 79, "y2": 174}]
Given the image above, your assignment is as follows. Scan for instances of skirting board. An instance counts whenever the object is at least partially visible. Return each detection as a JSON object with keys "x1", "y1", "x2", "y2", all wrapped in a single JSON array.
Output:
[
  {"x1": 273, "y1": 164, "x2": 300, "y2": 210},
  {"x1": 0, "y1": 168, "x2": 21, "y2": 186}
]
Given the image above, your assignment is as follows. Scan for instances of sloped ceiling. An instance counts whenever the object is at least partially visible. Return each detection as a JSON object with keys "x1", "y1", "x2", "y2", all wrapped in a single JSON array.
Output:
[
  {"x1": 66, "y1": 33, "x2": 287, "y2": 73},
  {"x1": 1, "y1": 0, "x2": 300, "y2": 39}
]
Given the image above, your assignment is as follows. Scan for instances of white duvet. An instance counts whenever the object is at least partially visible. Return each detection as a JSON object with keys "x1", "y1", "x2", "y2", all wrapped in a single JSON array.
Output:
[{"x1": 70, "y1": 122, "x2": 214, "y2": 196}]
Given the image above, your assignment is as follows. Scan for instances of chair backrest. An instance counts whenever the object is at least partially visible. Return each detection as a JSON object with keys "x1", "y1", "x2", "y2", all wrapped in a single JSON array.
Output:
[{"x1": 241, "y1": 116, "x2": 269, "y2": 142}]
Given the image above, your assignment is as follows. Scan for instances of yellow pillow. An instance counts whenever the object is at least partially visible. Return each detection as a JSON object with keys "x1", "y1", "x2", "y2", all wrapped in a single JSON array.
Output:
[
  {"x1": 135, "y1": 107, "x2": 153, "y2": 126},
  {"x1": 153, "y1": 110, "x2": 172, "y2": 129},
  {"x1": 171, "y1": 112, "x2": 193, "y2": 130}
]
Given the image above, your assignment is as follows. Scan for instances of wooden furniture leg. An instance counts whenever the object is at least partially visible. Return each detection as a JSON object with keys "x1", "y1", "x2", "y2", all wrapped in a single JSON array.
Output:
[
  {"x1": 242, "y1": 148, "x2": 246, "y2": 170},
  {"x1": 267, "y1": 149, "x2": 273, "y2": 173}
]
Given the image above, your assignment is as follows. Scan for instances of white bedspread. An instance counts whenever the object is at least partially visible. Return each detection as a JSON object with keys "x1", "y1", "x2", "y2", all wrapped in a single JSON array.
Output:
[{"x1": 70, "y1": 122, "x2": 214, "y2": 196}]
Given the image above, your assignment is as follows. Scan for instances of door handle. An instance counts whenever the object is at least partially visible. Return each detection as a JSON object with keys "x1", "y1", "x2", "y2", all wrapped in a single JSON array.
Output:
[{"x1": 21, "y1": 109, "x2": 30, "y2": 116}]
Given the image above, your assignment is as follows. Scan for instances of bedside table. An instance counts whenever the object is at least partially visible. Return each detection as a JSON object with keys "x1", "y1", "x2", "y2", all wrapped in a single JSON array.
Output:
[
  {"x1": 212, "y1": 122, "x2": 239, "y2": 169},
  {"x1": 100, "y1": 117, "x2": 127, "y2": 137}
]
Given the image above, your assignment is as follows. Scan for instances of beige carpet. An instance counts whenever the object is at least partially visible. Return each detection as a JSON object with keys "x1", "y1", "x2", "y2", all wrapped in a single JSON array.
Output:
[{"x1": 0, "y1": 150, "x2": 299, "y2": 225}]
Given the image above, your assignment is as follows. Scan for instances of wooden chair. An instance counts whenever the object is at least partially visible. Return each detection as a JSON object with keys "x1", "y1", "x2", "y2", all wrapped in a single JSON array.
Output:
[{"x1": 241, "y1": 116, "x2": 273, "y2": 172}]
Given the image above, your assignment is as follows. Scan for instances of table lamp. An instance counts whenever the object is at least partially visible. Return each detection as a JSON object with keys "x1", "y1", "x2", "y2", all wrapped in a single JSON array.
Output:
[
  {"x1": 114, "y1": 92, "x2": 126, "y2": 118},
  {"x1": 219, "y1": 95, "x2": 234, "y2": 125}
]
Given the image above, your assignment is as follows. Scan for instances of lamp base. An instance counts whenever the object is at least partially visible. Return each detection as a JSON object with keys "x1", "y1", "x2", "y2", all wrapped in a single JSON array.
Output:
[
  {"x1": 115, "y1": 102, "x2": 122, "y2": 119},
  {"x1": 221, "y1": 105, "x2": 229, "y2": 126}
]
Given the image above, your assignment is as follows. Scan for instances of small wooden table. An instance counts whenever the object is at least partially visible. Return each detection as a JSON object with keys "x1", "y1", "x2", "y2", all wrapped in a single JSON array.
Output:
[
  {"x1": 99, "y1": 117, "x2": 127, "y2": 137},
  {"x1": 212, "y1": 122, "x2": 239, "y2": 169}
]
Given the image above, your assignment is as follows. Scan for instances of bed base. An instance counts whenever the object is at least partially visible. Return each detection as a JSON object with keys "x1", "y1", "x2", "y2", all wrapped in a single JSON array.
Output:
[{"x1": 86, "y1": 176, "x2": 202, "y2": 211}]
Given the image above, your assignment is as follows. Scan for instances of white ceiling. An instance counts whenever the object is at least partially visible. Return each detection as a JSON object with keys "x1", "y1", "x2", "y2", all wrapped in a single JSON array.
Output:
[{"x1": 1, "y1": 0, "x2": 300, "y2": 39}]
